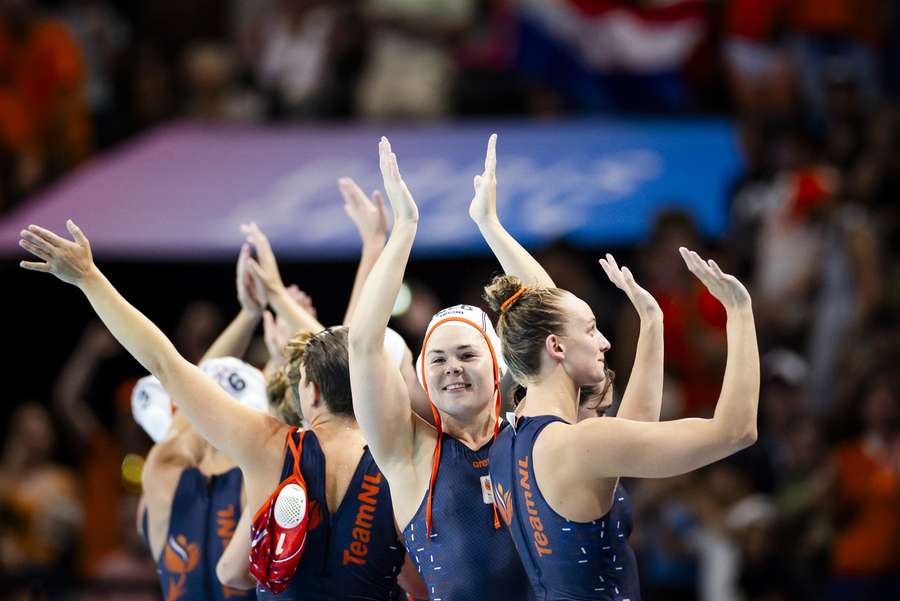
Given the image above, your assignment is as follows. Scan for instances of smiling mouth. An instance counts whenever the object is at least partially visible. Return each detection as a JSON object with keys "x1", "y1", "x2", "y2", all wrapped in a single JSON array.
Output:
[{"x1": 443, "y1": 382, "x2": 471, "y2": 392}]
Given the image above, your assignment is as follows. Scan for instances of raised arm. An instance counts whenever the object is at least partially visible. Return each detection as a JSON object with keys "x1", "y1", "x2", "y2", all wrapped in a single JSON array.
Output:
[
  {"x1": 52, "y1": 322, "x2": 119, "y2": 443},
  {"x1": 598, "y1": 254, "x2": 663, "y2": 422},
  {"x1": 241, "y1": 222, "x2": 324, "y2": 334},
  {"x1": 563, "y1": 248, "x2": 758, "y2": 480},
  {"x1": 469, "y1": 134, "x2": 555, "y2": 288},
  {"x1": 201, "y1": 244, "x2": 264, "y2": 362},
  {"x1": 339, "y1": 177, "x2": 389, "y2": 325},
  {"x1": 19, "y1": 222, "x2": 282, "y2": 476},
  {"x1": 348, "y1": 138, "x2": 421, "y2": 468}
]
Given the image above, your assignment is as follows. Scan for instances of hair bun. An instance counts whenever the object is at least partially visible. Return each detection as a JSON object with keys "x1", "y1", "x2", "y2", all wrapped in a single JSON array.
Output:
[{"x1": 483, "y1": 274, "x2": 525, "y2": 313}]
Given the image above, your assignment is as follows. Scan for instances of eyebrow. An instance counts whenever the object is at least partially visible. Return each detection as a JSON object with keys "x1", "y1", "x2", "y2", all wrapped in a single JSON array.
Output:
[{"x1": 427, "y1": 344, "x2": 478, "y2": 356}]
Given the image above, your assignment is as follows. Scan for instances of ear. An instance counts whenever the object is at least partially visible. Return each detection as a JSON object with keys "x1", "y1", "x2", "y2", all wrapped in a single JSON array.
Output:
[
  {"x1": 310, "y1": 381, "x2": 322, "y2": 408},
  {"x1": 544, "y1": 333, "x2": 565, "y2": 363}
]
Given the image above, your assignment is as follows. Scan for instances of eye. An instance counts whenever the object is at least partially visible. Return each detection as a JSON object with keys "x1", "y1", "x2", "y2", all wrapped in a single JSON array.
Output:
[
  {"x1": 431, "y1": 357, "x2": 445, "y2": 365},
  {"x1": 461, "y1": 352, "x2": 476, "y2": 360}
]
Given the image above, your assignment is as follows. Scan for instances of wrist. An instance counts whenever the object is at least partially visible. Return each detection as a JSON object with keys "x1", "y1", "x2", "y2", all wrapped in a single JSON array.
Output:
[
  {"x1": 474, "y1": 214, "x2": 501, "y2": 229},
  {"x1": 238, "y1": 307, "x2": 262, "y2": 322},
  {"x1": 78, "y1": 264, "x2": 104, "y2": 290},
  {"x1": 638, "y1": 311, "x2": 664, "y2": 327},
  {"x1": 362, "y1": 235, "x2": 387, "y2": 254},
  {"x1": 725, "y1": 301, "x2": 754, "y2": 319}
]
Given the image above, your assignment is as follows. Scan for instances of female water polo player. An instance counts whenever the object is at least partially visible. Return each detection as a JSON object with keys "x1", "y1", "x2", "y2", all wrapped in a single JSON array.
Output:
[
  {"x1": 349, "y1": 136, "x2": 534, "y2": 600},
  {"x1": 485, "y1": 247, "x2": 759, "y2": 600},
  {"x1": 18, "y1": 222, "x2": 411, "y2": 599}
]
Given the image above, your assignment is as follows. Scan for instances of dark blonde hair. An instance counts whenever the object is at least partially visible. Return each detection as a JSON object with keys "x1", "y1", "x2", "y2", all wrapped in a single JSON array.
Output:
[
  {"x1": 483, "y1": 274, "x2": 569, "y2": 384},
  {"x1": 283, "y1": 326, "x2": 354, "y2": 418},
  {"x1": 266, "y1": 367, "x2": 303, "y2": 427}
]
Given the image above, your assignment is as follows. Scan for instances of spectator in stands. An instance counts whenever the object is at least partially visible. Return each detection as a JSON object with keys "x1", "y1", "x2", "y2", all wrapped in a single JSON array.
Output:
[
  {"x1": 0, "y1": 402, "x2": 83, "y2": 595},
  {"x1": 0, "y1": 0, "x2": 91, "y2": 209},
  {"x1": 358, "y1": 0, "x2": 474, "y2": 119},
  {"x1": 824, "y1": 366, "x2": 900, "y2": 601},
  {"x1": 722, "y1": 0, "x2": 794, "y2": 115}
]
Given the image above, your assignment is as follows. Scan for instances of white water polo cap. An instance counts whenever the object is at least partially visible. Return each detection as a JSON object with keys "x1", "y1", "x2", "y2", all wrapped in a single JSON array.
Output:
[
  {"x1": 131, "y1": 375, "x2": 174, "y2": 443},
  {"x1": 383, "y1": 327, "x2": 409, "y2": 370},
  {"x1": 199, "y1": 357, "x2": 268, "y2": 414},
  {"x1": 415, "y1": 304, "x2": 507, "y2": 387}
]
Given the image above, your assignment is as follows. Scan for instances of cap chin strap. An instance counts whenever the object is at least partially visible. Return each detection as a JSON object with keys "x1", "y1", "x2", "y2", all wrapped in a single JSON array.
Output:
[{"x1": 418, "y1": 317, "x2": 503, "y2": 536}]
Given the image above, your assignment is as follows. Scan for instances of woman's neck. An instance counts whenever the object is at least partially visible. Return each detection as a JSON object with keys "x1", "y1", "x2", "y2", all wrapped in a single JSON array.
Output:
[
  {"x1": 441, "y1": 403, "x2": 497, "y2": 451},
  {"x1": 520, "y1": 366, "x2": 580, "y2": 424},
  {"x1": 309, "y1": 413, "x2": 361, "y2": 438}
]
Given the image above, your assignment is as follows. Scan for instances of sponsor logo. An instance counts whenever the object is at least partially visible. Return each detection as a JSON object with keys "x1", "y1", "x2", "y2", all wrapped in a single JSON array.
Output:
[
  {"x1": 343, "y1": 472, "x2": 383, "y2": 566},
  {"x1": 517, "y1": 457, "x2": 552, "y2": 557},
  {"x1": 162, "y1": 534, "x2": 200, "y2": 601},
  {"x1": 495, "y1": 483, "x2": 513, "y2": 527}
]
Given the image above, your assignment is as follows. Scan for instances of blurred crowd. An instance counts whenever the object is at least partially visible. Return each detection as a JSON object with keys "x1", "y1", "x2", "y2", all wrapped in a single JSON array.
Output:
[{"x1": 2, "y1": 0, "x2": 900, "y2": 600}]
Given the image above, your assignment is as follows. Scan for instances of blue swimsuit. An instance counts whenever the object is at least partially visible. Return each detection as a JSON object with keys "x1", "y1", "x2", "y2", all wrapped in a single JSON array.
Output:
[{"x1": 489, "y1": 415, "x2": 641, "y2": 601}]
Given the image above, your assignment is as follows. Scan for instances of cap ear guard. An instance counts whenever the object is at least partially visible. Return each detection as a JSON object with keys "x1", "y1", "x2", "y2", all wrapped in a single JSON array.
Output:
[
  {"x1": 199, "y1": 357, "x2": 269, "y2": 414},
  {"x1": 131, "y1": 375, "x2": 174, "y2": 443}
]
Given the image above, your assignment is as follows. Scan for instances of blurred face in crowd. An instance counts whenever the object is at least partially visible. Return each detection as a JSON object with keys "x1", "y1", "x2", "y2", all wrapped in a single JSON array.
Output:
[{"x1": 5, "y1": 402, "x2": 55, "y2": 464}]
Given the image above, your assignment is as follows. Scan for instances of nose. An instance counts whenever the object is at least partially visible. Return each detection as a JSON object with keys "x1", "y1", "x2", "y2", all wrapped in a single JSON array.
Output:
[
  {"x1": 444, "y1": 358, "x2": 463, "y2": 375},
  {"x1": 599, "y1": 332, "x2": 611, "y2": 353}
]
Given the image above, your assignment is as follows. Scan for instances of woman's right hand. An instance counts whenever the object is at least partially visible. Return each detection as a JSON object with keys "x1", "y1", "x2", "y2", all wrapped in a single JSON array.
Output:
[
  {"x1": 599, "y1": 253, "x2": 662, "y2": 322},
  {"x1": 240, "y1": 222, "x2": 286, "y2": 296},
  {"x1": 379, "y1": 137, "x2": 418, "y2": 225},
  {"x1": 19, "y1": 220, "x2": 97, "y2": 286},
  {"x1": 340, "y1": 177, "x2": 389, "y2": 247},
  {"x1": 679, "y1": 247, "x2": 751, "y2": 311}
]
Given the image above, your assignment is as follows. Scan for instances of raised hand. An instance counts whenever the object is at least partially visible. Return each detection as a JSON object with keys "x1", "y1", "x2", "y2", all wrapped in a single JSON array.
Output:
[
  {"x1": 285, "y1": 285, "x2": 317, "y2": 319},
  {"x1": 237, "y1": 243, "x2": 266, "y2": 317},
  {"x1": 469, "y1": 133, "x2": 498, "y2": 224},
  {"x1": 598, "y1": 253, "x2": 662, "y2": 321},
  {"x1": 378, "y1": 137, "x2": 418, "y2": 224},
  {"x1": 240, "y1": 222, "x2": 285, "y2": 295},
  {"x1": 340, "y1": 177, "x2": 389, "y2": 247},
  {"x1": 679, "y1": 247, "x2": 751, "y2": 311},
  {"x1": 19, "y1": 220, "x2": 96, "y2": 286}
]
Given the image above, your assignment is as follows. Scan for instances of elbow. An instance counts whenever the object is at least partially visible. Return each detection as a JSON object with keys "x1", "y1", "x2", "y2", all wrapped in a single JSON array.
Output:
[
  {"x1": 216, "y1": 559, "x2": 253, "y2": 591},
  {"x1": 728, "y1": 424, "x2": 758, "y2": 451}
]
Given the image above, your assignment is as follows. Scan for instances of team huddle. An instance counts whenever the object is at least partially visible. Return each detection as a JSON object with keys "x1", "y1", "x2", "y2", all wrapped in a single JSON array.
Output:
[{"x1": 17, "y1": 134, "x2": 760, "y2": 601}]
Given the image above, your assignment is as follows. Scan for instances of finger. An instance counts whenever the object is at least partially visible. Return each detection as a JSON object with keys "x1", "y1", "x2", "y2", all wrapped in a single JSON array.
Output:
[
  {"x1": 605, "y1": 253, "x2": 621, "y2": 274},
  {"x1": 27, "y1": 224, "x2": 67, "y2": 247},
  {"x1": 379, "y1": 137, "x2": 392, "y2": 176},
  {"x1": 20, "y1": 229, "x2": 53, "y2": 250},
  {"x1": 373, "y1": 190, "x2": 386, "y2": 216},
  {"x1": 338, "y1": 177, "x2": 356, "y2": 205},
  {"x1": 708, "y1": 259, "x2": 725, "y2": 278},
  {"x1": 66, "y1": 220, "x2": 88, "y2": 246},
  {"x1": 245, "y1": 257, "x2": 264, "y2": 278},
  {"x1": 679, "y1": 247, "x2": 701, "y2": 274},
  {"x1": 20, "y1": 260, "x2": 51, "y2": 272},
  {"x1": 484, "y1": 133, "x2": 497, "y2": 175},
  {"x1": 19, "y1": 238, "x2": 53, "y2": 261},
  {"x1": 340, "y1": 177, "x2": 369, "y2": 208},
  {"x1": 621, "y1": 266, "x2": 635, "y2": 285}
]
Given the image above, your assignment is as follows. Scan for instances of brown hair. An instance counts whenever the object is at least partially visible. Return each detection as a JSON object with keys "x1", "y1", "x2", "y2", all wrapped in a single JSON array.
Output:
[
  {"x1": 283, "y1": 326, "x2": 354, "y2": 418},
  {"x1": 266, "y1": 367, "x2": 303, "y2": 427},
  {"x1": 483, "y1": 274, "x2": 569, "y2": 384}
]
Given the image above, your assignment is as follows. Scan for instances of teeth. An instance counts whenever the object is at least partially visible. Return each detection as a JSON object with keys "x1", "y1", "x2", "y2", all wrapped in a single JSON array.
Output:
[{"x1": 445, "y1": 383, "x2": 467, "y2": 391}]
